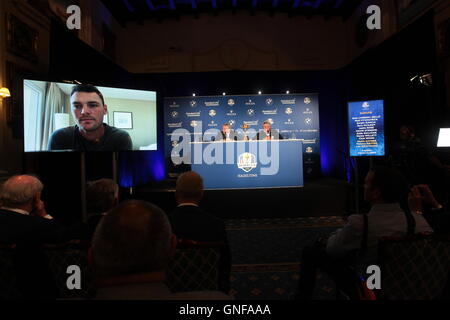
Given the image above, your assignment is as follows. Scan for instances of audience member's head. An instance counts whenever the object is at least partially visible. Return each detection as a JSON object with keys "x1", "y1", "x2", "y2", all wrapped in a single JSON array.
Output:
[
  {"x1": 364, "y1": 166, "x2": 409, "y2": 204},
  {"x1": 86, "y1": 178, "x2": 119, "y2": 215},
  {"x1": 92, "y1": 200, "x2": 175, "y2": 278},
  {"x1": 175, "y1": 171, "x2": 204, "y2": 205},
  {"x1": 0, "y1": 175, "x2": 44, "y2": 211}
]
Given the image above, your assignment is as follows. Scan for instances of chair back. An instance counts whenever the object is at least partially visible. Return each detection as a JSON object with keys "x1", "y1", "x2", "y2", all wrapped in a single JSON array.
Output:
[
  {"x1": 377, "y1": 234, "x2": 450, "y2": 300},
  {"x1": 42, "y1": 240, "x2": 96, "y2": 299},
  {"x1": 0, "y1": 244, "x2": 22, "y2": 299},
  {"x1": 166, "y1": 239, "x2": 224, "y2": 292}
]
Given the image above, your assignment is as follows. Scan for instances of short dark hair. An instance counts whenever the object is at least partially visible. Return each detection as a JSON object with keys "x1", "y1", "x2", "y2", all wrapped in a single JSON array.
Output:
[
  {"x1": 370, "y1": 166, "x2": 409, "y2": 203},
  {"x1": 71, "y1": 84, "x2": 105, "y2": 105},
  {"x1": 86, "y1": 179, "x2": 118, "y2": 214}
]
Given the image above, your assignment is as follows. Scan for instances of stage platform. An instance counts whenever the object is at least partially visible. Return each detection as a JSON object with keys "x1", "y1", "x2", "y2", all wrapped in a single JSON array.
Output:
[{"x1": 121, "y1": 177, "x2": 356, "y2": 219}]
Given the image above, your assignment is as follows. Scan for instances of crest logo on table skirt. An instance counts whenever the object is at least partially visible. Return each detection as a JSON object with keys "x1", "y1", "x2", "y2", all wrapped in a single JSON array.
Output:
[{"x1": 238, "y1": 153, "x2": 257, "y2": 173}]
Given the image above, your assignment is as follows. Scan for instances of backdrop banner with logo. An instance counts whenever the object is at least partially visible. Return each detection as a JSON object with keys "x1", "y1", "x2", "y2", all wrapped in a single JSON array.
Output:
[
  {"x1": 164, "y1": 93, "x2": 320, "y2": 186},
  {"x1": 189, "y1": 140, "x2": 303, "y2": 189}
]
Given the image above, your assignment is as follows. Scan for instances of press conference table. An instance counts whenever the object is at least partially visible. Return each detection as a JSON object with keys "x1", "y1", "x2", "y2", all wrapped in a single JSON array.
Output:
[{"x1": 190, "y1": 139, "x2": 304, "y2": 190}]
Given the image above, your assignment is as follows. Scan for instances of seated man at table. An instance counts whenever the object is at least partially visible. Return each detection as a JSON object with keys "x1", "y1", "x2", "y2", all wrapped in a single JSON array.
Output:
[
  {"x1": 255, "y1": 121, "x2": 284, "y2": 140},
  {"x1": 214, "y1": 123, "x2": 238, "y2": 141},
  {"x1": 169, "y1": 171, "x2": 231, "y2": 293}
]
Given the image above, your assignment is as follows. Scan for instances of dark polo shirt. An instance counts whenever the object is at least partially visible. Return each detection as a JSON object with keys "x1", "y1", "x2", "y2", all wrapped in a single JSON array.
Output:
[{"x1": 48, "y1": 124, "x2": 132, "y2": 151}]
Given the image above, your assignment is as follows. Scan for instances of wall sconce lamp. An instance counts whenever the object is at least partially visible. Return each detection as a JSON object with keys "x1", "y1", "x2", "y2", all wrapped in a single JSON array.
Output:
[{"x1": 0, "y1": 87, "x2": 11, "y2": 98}]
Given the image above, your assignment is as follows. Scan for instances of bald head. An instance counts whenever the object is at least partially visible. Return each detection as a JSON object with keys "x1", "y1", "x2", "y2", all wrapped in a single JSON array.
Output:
[
  {"x1": 92, "y1": 200, "x2": 173, "y2": 277},
  {"x1": 1, "y1": 175, "x2": 43, "y2": 208},
  {"x1": 175, "y1": 171, "x2": 204, "y2": 204}
]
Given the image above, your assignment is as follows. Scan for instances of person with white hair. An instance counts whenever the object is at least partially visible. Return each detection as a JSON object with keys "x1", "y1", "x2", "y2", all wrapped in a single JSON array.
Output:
[
  {"x1": 0, "y1": 175, "x2": 69, "y2": 299},
  {"x1": 92, "y1": 200, "x2": 230, "y2": 300},
  {"x1": 0, "y1": 175, "x2": 66, "y2": 244}
]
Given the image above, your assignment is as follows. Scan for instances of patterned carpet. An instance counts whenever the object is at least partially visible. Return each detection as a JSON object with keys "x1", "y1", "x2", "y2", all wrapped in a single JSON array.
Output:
[{"x1": 225, "y1": 216, "x2": 346, "y2": 300}]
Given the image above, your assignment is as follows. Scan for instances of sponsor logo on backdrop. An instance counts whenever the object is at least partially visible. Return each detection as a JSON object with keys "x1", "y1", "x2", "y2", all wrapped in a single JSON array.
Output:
[
  {"x1": 305, "y1": 157, "x2": 314, "y2": 164},
  {"x1": 169, "y1": 102, "x2": 179, "y2": 108},
  {"x1": 284, "y1": 119, "x2": 294, "y2": 125},
  {"x1": 303, "y1": 108, "x2": 313, "y2": 114},
  {"x1": 262, "y1": 109, "x2": 277, "y2": 115},
  {"x1": 205, "y1": 101, "x2": 220, "y2": 107},
  {"x1": 247, "y1": 109, "x2": 255, "y2": 116},
  {"x1": 306, "y1": 167, "x2": 313, "y2": 175},
  {"x1": 207, "y1": 120, "x2": 218, "y2": 127},
  {"x1": 228, "y1": 99, "x2": 235, "y2": 106},
  {"x1": 243, "y1": 120, "x2": 259, "y2": 126},
  {"x1": 301, "y1": 139, "x2": 317, "y2": 144},
  {"x1": 190, "y1": 101, "x2": 197, "y2": 108},
  {"x1": 227, "y1": 110, "x2": 237, "y2": 116},
  {"x1": 281, "y1": 99, "x2": 296, "y2": 105},
  {"x1": 171, "y1": 111, "x2": 179, "y2": 118},
  {"x1": 285, "y1": 107, "x2": 293, "y2": 115},
  {"x1": 238, "y1": 153, "x2": 257, "y2": 173},
  {"x1": 228, "y1": 120, "x2": 236, "y2": 127},
  {"x1": 305, "y1": 118, "x2": 312, "y2": 125},
  {"x1": 209, "y1": 109, "x2": 217, "y2": 117},
  {"x1": 362, "y1": 102, "x2": 370, "y2": 108},
  {"x1": 266, "y1": 98, "x2": 274, "y2": 106},
  {"x1": 304, "y1": 97, "x2": 311, "y2": 105},
  {"x1": 245, "y1": 99, "x2": 256, "y2": 106},
  {"x1": 168, "y1": 122, "x2": 183, "y2": 128},
  {"x1": 190, "y1": 120, "x2": 199, "y2": 127},
  {"x1": 186, "y1": 111, "x2": 201, "y2": 117},
  {"x1": 300, "y1": 129, "x2": 318, "y2": 133},
  {"x1": 266, "y1": 118, "x2": 274, "y2": 125},
  {"x1": 306, "y1": 147, "x2": 313, "y2": 153}
]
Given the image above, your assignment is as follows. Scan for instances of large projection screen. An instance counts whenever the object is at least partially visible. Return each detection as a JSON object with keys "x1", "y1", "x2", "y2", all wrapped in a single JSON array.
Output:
[{"x1": 23, "y1": 80, "x2": 157, "y2": 152}]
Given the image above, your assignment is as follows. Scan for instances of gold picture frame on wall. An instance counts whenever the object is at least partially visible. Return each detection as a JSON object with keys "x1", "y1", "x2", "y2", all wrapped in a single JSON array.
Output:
[{"x1": 6, "y1": 14, "x2": 39, "y2": 63}]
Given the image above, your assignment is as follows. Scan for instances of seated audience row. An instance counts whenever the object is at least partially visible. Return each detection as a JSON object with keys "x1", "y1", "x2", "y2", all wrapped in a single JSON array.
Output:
[{"x1": 0, "y1": 173, "x2": 231, "y2": 299}]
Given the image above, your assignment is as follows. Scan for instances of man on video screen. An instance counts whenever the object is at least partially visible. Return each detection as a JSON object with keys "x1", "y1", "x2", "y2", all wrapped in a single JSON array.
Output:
[{"x1": 48, "y1": 84, "x2": 133, "y2": 151}]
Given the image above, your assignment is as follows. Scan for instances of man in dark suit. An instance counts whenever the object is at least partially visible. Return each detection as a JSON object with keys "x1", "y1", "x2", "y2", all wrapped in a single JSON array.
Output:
[
  {"x1": 256, "y1": 121, "x2": 284, "y2": 140},
  {"x1": 0, "y1": 175, "x2": 71, "y2": 298},
  {"x1": 0, "y1": 175, "x2": 67, "y2": 244},
  {"x1": 168, "y1": 171, "x2": 231, "y2": 293},
  {"x1": 214, "y1": 123, "x2": 238, "y2": 142}
]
